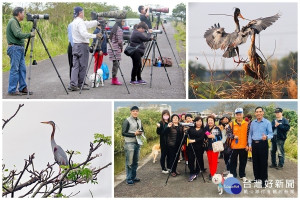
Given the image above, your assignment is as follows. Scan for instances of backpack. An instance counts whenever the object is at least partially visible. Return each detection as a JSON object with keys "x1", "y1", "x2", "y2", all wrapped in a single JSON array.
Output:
[{"x1": 101, "y1": 62, "x2": 109, "y2": 80}]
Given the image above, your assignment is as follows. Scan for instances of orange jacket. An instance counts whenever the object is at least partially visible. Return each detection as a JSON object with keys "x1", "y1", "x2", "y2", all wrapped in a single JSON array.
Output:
[{"x1": 230, "y1": 120, "x2": 249, "y2": 149}]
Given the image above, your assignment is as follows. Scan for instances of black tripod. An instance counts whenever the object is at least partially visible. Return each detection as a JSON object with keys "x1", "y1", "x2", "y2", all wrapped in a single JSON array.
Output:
[
  {"x1": 80, "y1": 28, "x2": 130, "y2": 94},
  {"x1": 141, "y1": 33, "x2": 171, "y2": 88},
  {"x1": 155, "y1": 12, "x2": 180, "y2": 68},
  {"x1": 25, "y1": 19, "x2": 69, "y2": 98}
]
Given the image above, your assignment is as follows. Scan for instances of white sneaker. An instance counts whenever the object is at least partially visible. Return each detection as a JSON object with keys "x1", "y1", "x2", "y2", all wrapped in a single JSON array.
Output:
[
  {"x1": 162, "y1": 170, "x2": 169, "y2": 174},
  {"x1": 241, "y1": 177, "x2": 249, "y2": 182}
]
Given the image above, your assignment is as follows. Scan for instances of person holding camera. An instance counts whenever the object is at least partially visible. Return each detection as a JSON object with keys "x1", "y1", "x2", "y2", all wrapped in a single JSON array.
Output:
[
  {"x1": 187, "y1": 116, "x2": 206, "y2": 182},
  {"x1": 92, "y1": 19, "x2": 107, "y2": 74},
  {"x1": 69, "y1": 6, "x2": 102, "y2": 91},
  {"x1": 204, "y1": 115, "x2": 222, "y2": 180},
  {"x1": 107, "y1": 19, "x2": 125, "y2": 85},
  {"x1": 6, "y1": 7, "x2": 35, "y2": 96},
  {"x1": 138, "y1": 5, "x2": 152, "y2": 31},
  {"x1": 156, "y1": 110, "x2": 171, "y2": 174},
  {"x1": 122, "y1": 106, "x2": 144, "y2": 186},
  {"x1": 129, "y1": 22, "x2": 152, "y2": 85},
  {"x1": 165, "y1": 114, "x2": 184, "y2": 177}
]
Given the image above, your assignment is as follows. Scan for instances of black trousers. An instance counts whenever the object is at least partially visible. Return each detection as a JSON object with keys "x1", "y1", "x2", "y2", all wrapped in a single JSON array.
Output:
[
  {"x1": 160, "y1": 142, "x2": 168, "y2": 170},
  {"x1": 230, "y1": 149, "x2": 248, "y2": 178},
  {"x1": 252, "y1": 140, "x2": 268, "y2": 183},
  {"x1": 167, "y1": 145, "x2": 180, "y2": 173},
  {"x1": 130, "y1": 51, "x2": 143, "y2": 81},
  {"x1": 187, "y1": 146, "x2": 204, "y2": 175},
  {"x1": 224, "y1": 150, "x2": 231, "y2": 171},
  {"x1": 67, "y1": 42, "x2": 73, "y2": 79}
]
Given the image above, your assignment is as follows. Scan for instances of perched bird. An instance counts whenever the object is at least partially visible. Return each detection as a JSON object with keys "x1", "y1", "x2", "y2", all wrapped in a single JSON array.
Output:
[
  {"x1": 204, "y1": 8, "x2": 245, "y2": 62},
  {"x1": 41, "y1": 121, "x2": 69, "y2": 167},
  {"x1": 240, "y1": 13, "x2": 280, "y2": 79}
]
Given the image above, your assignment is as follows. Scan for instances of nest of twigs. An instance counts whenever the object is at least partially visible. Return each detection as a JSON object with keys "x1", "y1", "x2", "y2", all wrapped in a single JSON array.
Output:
[{"x1": 219, "y1": 80, "x2": 286, "y2": 99}]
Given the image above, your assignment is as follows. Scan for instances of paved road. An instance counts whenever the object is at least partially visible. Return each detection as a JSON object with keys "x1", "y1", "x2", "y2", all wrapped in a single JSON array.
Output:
[
  {"x1": 114, "y1": 151, "x2": 298, "y2": 197},
  {"x1": 2, "y1": 23, "x2": 185, "y2": 99}
]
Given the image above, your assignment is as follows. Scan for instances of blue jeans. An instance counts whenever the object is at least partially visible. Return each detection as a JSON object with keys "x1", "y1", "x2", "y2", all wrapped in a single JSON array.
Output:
[
  {"x1": 7, "y1": 45, "x2": 27, "y2": 93},
  {"x1": 124, "y1": 142, "x2": 140, "y2": 181},
  {"x1": 271, "y1": 137, "x2": 285, "y2": 167}
]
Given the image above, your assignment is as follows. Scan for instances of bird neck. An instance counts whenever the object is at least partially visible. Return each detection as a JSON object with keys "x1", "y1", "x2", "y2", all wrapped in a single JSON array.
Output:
[
  {"x1": 50, "y1": 124, "x2": 57, "y2": 147},
  {"x1": 251, "y1": 33, "x2": 256, "y2": 52},
  {"x1": 234, "y1": 16, "x2": 240, "y2": 32}
]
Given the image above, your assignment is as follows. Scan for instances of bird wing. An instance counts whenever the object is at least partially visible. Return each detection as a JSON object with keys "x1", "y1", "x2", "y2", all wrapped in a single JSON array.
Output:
[
  {"x1": 204, "y1": 23, "x2": 230, "y2": 50},
  {"x1": 234, "y1": 13, "x2": 280, "y2": 46},
  {"x1": 54, "y1": 145, "x2": 69, "y2": 166}
]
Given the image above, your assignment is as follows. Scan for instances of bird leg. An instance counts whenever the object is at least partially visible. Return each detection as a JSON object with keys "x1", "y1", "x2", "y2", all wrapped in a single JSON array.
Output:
[{"x1": 233, "y1": 47, "x2": 248, "y2": 63}]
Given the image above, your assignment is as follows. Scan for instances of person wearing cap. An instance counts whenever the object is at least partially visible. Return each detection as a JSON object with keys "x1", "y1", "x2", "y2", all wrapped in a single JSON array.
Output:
[
  {"x1": 248, "y1": 107, "x2": 273, "y2": 187},
  {"x1": 226, "y1": 108, "x2": 250, "y2": 182},
  {"x1": 270, "y1": 108, "x2": 290, "y2": 169},
  {"x1": 107, "y1": 18, "x2": 124, "y2": 85},
  {"x1": 69, "y1": 6, "x2": 102, "y2": 91},
  {"x1": 165, "y1": 114, "x2": 184, "y2": 177},
  {"x1": 122, "y1": 106, "x2": 144, "y2": 185},
  {"x1": 218, "y1": 114, "x2": 231, "y2": 171},
  {"x1": 6, "y1": 7, "x2": 35, "y2": 96}
]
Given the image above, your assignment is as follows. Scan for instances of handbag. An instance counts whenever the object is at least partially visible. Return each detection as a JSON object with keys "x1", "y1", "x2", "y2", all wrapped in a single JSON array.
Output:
[
  {"x1": 124, "y1": 44, "x2": 141, "y2": 56},
  {"x1": 212, "y1": 129, "x2": 224, "y2": 152}
]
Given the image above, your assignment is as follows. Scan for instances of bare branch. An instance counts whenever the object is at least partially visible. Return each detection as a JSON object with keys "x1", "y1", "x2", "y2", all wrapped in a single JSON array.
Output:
[{"x1": 2, "y1": 104, "x2": 24, "y2": 130}]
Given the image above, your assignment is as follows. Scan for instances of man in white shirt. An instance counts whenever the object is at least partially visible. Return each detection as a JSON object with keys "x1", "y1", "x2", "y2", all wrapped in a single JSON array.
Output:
[{"x1": 69, "y1": 6, "x2": 102, "y2": 91}]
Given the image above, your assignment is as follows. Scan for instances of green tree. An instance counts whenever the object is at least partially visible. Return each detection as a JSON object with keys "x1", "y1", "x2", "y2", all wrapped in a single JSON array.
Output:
[{"x1": 172, "y1": 3, "x2": 186, "y2": 23}]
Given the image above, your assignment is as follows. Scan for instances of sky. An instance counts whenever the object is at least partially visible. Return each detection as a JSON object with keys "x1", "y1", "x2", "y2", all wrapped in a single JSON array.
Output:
[
  {"x1": 2, "y1": 101, "x2": 112, "y2": 198},
  {"x1": 188, "y1": 2, "x2": 298, "y2": 69}
]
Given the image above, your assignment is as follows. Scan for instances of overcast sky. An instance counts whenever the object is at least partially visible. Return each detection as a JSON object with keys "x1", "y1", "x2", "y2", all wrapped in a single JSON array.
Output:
[
  {"x1": 2, "y1": 101, "x2": 112, "y2": 198},
  {"x1": 189, "y1": 2, "x2": 298, "y2": 69}
]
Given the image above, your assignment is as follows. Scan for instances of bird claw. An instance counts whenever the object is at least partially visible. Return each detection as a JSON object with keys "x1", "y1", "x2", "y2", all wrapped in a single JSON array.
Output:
[{"x1": 233, "y1": 57, "x2": 248, "y2": 64}]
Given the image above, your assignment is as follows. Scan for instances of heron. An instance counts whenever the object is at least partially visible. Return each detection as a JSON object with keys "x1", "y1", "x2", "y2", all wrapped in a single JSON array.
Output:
[
  {"x1": 204, "y1": 8, "x2": 245, "y2": 63},
  {"x1": 41, "y1": 121, "x2": 69, "y2": 171}
]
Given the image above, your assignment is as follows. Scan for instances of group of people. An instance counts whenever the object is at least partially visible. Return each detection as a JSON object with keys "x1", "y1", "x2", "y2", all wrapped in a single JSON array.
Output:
[
  {"x1": 6, "y1": 5, "x2": 154, "y2": 95},
  {"x1": 156, "y1": 107, "x2": 290, "y2": 187},
  {"x1": 121, "y1": 105, "x2": 290, "y2": 187}
]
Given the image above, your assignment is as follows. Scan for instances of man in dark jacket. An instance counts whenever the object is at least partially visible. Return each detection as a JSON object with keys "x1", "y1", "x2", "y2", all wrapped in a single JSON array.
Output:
[
  {"x1": 122, "y1": 106, "x2": 144, "y2": 185},
  {"x1": 270, "y1": 108, "x2": 290, "y2": 170}
]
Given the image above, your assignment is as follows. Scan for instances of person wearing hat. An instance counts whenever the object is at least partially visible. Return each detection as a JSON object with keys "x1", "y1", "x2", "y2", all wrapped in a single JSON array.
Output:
[
  {"x1": 226, "y1": 108, "x2": 249, "y2": 182},
  {"x1": 122, "y1": 106, "x2": 144, "y2": 185},
  {"x1": 270, "y1": 108, "x2": 290, "y2": 169},
  {"x1": 69, "y1": 6, "x2": 102, "y2": 91},
  {"x1": 107, "y1": 18, "x2": 125, "y2": 85},
  {"x1": 165, "y1": 114, "x2": 184, "y2": 177},
  {"x1": 6, "y1": 7, "x2": 35, "y2": 96},
  {"x1": 248, "y1": 107, "x2": 273, "y2": 188}
]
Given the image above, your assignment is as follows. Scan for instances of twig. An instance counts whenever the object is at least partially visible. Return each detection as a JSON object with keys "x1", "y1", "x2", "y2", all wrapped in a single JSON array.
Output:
[
  {"x1": 2, "y1": 104, "x2": 24, "y2": 130},
  {"x1": 208, "y1": 13, "x2": 252, "y2": 21}
]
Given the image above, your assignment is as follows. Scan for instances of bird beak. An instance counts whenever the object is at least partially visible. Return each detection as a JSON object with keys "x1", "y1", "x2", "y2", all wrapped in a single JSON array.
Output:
[
  {"x1": 41, "y1": 121, "x2": 49, "y2": 124},
  {"x1": 239, "y1": 13, "x2": 245, "y2": 20}
]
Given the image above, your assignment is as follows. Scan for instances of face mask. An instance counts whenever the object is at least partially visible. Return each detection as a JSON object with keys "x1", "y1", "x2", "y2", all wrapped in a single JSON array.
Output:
[{"x1": 163, "y1": 115, "x2": 169, "y2": 120}]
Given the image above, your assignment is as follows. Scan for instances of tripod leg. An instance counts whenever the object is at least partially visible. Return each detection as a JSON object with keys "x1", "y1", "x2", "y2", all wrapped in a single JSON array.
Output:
[
  {"x1": 35, "y1": 29, "x2": 69, "y2": 95},
  {"x1": 165, "y1": 134, "x2": 186, "y2": 186},
  {"x1": 80, "y1": 39, "x2": 100, "y2": 94},
  {"x1": 141, "y1": 41, "x2": 154, "y2": 72},
  {"x1": 155, "y1": 41, "x2": 172, "y2": 85},
  {"x1": 160, "y1": 21, "x2": 180, "y2": 68},
  {"x1": 27, "y1": 34, "x2": 34, "y2": 99},
  {"x1": 117, "y1": 60, "x2": 130, "y2": 94},
  {"x1": 93, "y1": 50, "x2": 101, "y2": 88},
  {"x1": 150, "y1": 40, "x2": 156, "y2": 88}
]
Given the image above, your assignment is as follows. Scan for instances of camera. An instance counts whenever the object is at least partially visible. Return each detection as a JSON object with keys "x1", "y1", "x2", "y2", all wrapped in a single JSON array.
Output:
[
  {"x1": 91, "y1": 10, "x2": 127, "y2": 20},
  {"x1": 151, "y1": 30, "x2": 163, "y2": 34},
  {"x1": 146, "y1": 7, "x2": 169, "y2": 13},
  {"x1": 180, "y1": 122, "x2": 194, "y2": 127},
  {"x1": 26, "y1": 13, "x2": 49, "y2": 21}
]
